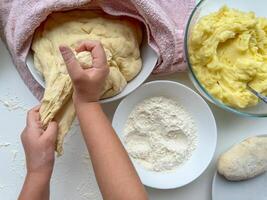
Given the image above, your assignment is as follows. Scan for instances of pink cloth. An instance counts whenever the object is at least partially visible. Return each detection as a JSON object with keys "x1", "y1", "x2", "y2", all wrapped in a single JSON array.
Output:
[{"x1": 0, "y1": 0, "x2": 194, "y2": 100}]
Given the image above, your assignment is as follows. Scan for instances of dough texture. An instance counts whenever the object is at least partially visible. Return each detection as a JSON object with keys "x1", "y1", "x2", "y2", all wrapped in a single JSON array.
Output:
[
  {"x1": 217, "y1": 136, "x2": 267, "y2": 181},
  {"x1": 189, "y1": 6, "x2": 267, "y2": 108},
  {"x1": 31, "y1": 11, "x2": 142, "y2": 155}
]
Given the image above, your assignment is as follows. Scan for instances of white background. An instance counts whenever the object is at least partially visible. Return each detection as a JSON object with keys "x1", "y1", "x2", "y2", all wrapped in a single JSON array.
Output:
[{"x1": 1, "y1": 37, "x2": 267, "y2": 200}]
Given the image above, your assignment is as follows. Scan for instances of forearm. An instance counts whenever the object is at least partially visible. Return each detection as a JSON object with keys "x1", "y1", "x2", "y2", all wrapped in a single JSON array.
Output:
[
  {"x1": 76, "y1": 102, "x2": 147, "y2": 200},
  {"x1": 18, "y1": 172, "x2": 50, "y2": 200}
]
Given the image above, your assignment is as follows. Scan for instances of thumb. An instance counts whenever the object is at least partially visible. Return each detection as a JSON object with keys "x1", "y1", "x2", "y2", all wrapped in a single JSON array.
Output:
[
  {"x1": 42, "y1": 121, "x2": 58, "y2": 144},
  {"x1": 59, "y1": 45, "x2": 83, "y2": 81}
]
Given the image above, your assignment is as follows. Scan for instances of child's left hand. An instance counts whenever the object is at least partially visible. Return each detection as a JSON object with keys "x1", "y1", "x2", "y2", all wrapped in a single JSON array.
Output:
[{"x1": 21, "y1": 106, "x2": 58, "y2": 178}]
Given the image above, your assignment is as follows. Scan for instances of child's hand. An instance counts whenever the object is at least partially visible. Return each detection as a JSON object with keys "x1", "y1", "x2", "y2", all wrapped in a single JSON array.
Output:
[
  {"x1": 21, "y1": 106, "x2": 58, "y2": 177},
  {"x1": 59, "y1": 41, "x2": 109, "y2": 104}
]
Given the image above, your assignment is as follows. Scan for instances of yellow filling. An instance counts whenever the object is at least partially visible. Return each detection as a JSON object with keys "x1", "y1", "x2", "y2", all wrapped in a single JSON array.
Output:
[{"x1": 189, "y1": 6, "x2": 267, "y2": 108}]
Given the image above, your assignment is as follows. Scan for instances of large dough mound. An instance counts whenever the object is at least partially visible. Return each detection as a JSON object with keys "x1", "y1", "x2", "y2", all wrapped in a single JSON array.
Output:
[
  {"x1": 31, "y1": 11, "x2": 142, "y2": 155},
  {"x1": 217, "y1": 136, "x2": 267, "y2": 181}
]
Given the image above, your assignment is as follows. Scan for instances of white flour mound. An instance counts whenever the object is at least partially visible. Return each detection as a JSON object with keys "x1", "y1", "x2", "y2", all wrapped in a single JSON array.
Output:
[{"x1": 124, "y1": 96, "x2": 197, "y2": 172}]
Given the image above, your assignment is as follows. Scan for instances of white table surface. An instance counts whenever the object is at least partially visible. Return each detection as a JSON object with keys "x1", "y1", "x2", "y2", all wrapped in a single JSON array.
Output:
[{"x1": 0, "y1": 39, "x2": 266, "y2": 200}]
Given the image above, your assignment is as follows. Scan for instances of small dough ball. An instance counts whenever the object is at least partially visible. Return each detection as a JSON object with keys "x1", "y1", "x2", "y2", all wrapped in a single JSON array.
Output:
[
  {"x1": 217, "y1": 136, "x2": 267, "y2": 181},
  {"x1": 101, "y1": 67, "x2": 127, "y2": 98},
  {"x1": 76, "y1": 51, "x2": 92, "y2": 69},
  {"x1": 76, "y1": 48, "x2": 113, "y2": 69},
  {"x1": 75, "y1": 49, "x2": 127, "y2": 99}
]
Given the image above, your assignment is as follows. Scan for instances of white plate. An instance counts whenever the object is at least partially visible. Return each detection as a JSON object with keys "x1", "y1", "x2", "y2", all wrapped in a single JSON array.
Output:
[
  {"x1": 212, "y1": 134, "x2": 267, "y2": 200},
  {"x1": 112, "y1": 80, "x2": 217, "y2": 189},
  {"x1": 26, "y1": 34, "x2": 158, "y2": 103},
  {"x1": 212, "y1": 172, "x2": 267, "y2": 200}
]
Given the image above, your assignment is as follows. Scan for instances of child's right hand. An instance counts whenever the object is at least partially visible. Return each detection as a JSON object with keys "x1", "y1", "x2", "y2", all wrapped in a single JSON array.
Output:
[{"x1": 59, "y1": 41, "x2": 109, "y2": 104}]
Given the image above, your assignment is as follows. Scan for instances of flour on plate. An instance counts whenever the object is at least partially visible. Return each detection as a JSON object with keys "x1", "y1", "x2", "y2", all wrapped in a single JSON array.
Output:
[{"x1": 123, "y1": 96, "x2": 197, "y2": 172}]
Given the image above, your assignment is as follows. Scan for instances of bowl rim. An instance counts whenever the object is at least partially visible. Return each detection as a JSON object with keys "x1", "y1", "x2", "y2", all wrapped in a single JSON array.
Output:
[
  {"x1": 212, "y1": 133, "x2": 267, "y2": 199},
  {"x1": 26, "y1": 31, "x2": 158, "y2": 104},
  {"x1": 112, "y1": 80, "x2": 217, "y2": 189},
  {"x1": 184, "y1": 0, "x2": 267, "y2": 118}
]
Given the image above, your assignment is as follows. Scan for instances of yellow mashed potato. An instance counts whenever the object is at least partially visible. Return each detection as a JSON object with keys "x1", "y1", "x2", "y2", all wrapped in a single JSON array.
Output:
[{"x1": 189, "y1": 6, "x2": 267, "y2": 108}]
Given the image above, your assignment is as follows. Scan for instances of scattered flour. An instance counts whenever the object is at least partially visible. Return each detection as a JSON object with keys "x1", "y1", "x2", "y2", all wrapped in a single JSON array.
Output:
[
  {"x1": 82, "y1": 154, "x2": 91, "y2": 165},
  {"x1": 0, "y1": 97, "x2": 27, "y2": 112},
  {"x1": 0, "y1": 142, "x2": 11, "y2": 149},
  {"x1": 11, "y1": 150, "x2": 18, "y2": 161},
  {"x1": 0, "y1": 185, "x2": 7, "y2": 191},
  {"x1": 124, "y1": 96, "x2": 197, "y2": 172}
]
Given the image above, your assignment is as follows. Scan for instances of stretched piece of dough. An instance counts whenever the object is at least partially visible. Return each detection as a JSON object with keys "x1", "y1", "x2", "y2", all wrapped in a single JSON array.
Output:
[
  {"x1": 101, "y1": 67, "x2": 127, "y2": 98},
  {"x1": 31, "y1": 11, "x2": 142, "y2": 155},
  {"x1": 217, "y1": 136, "x2": 267, "y2": 181}
]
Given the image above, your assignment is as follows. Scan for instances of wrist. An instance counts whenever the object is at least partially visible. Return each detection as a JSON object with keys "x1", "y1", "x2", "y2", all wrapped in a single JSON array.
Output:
[
  {"x1": 74, "y1": 99, "x2": 100, "y2": 110},
  {"x1": 26, "y1": 171, "x2": 51, "y2": 185},
  {"x1": 72, "y1": 92, "x2": 100, "y2": 106},
  {"x1": 74, "y1": 101, "x2": 103, "y2": 122},
  {"x1": 26, "y1": 163, "x2": 54, "y2": 179}
]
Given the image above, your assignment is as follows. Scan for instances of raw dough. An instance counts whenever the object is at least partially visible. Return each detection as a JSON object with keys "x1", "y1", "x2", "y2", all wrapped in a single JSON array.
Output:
[
  {"x1": 75, "y1": 48, "x2": 113, "y2": 69},
  {"x1": 217, "y1": 136, "x2": 267, "y2": 181},
  {"x1": 31, "y1": 11, "x2": 142, "y2": 155},
  {"x1": 189, "y1": 6, "x2": 267, "y2": 108}
]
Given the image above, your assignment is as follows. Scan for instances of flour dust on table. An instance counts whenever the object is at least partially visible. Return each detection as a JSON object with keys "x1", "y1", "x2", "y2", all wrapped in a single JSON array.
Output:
[{"x1": 123, "y1": 96, "x2": 198, "y2": 172}]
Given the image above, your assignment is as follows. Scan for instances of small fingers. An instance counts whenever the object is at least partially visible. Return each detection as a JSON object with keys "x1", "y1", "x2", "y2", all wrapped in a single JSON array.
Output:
[
  {"x1": 42, "y1": 121, "x2": 58, "y2": 144},
  {"x1": 26, "y1": 105, "x2": 41, "y2": 127},
  {"x1": 32, "y1": 105, "x2": 41, "y2": 112},
  {"x1": 24, "y1": 106, "x2": 43, "y2": 138},
  {"x1": 59, "y1": 45, "x2": 84, "y2": 82},
  {"x1": 75, "y1": 41, "x2": 108, "y2": 69}
]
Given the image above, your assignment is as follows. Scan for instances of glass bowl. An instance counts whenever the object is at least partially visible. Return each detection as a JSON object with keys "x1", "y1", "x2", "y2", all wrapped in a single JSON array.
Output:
[{"x1": 184, "y1": 0, "x2": 267, "y2": 117}]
